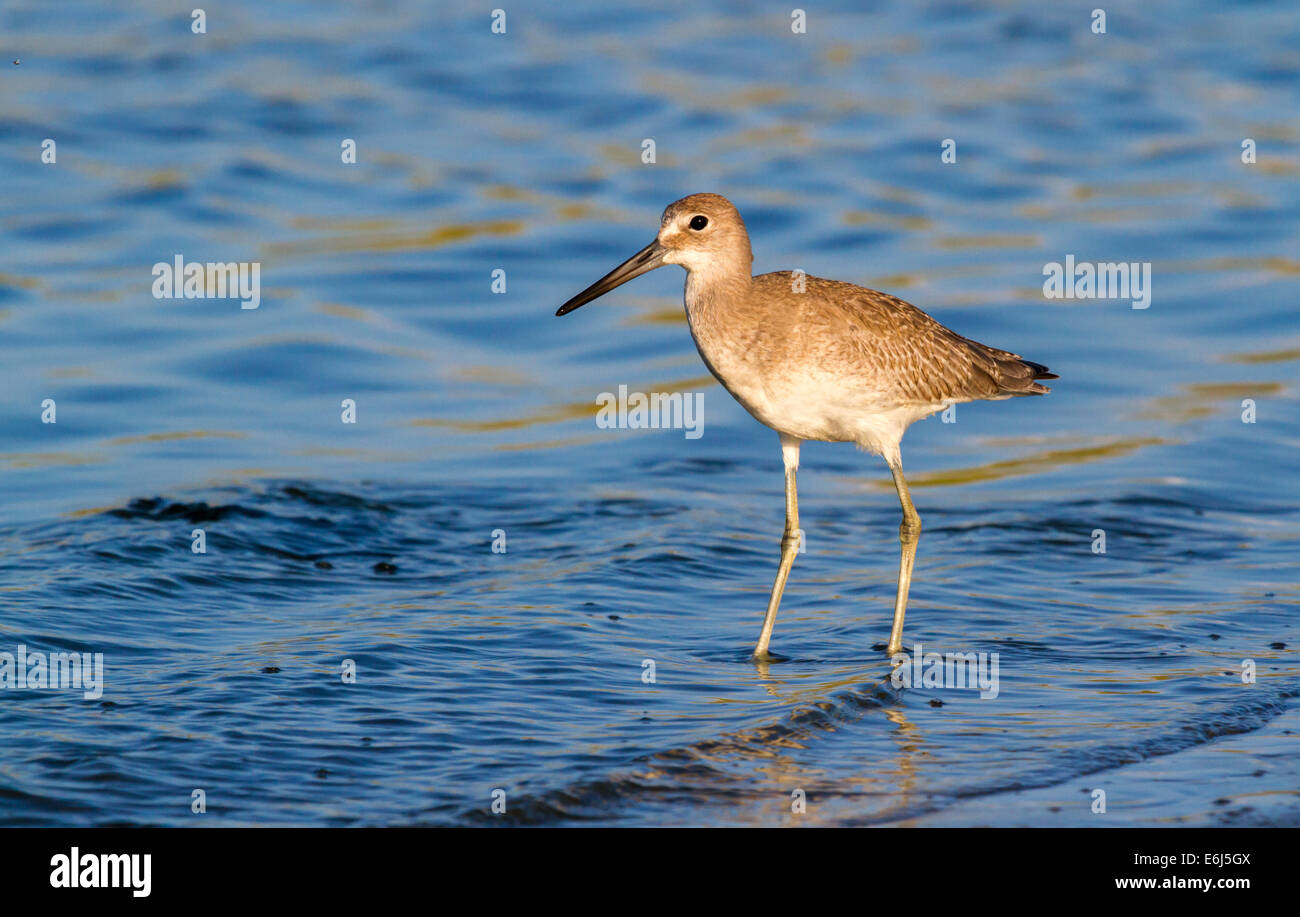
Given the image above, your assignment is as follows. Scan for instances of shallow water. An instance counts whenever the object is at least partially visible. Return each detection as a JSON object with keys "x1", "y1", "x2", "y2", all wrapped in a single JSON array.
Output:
[{"x1": 1, "y1": 0, "x2": 1297, "y2": 826}]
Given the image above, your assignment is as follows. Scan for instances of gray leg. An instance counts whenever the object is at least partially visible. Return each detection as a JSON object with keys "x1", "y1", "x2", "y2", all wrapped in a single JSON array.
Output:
[
  {"x1": 886, "y1": 456, "x2": 921, "y2": 655},
  {"x1": 754, "y1": 435, "x2": 801, "y2": 659}
]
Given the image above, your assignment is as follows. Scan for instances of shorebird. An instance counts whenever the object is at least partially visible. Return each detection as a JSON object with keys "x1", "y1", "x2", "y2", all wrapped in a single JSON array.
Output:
[{"x1": 556, "y1": 193, "x2": 1056, "y2": 659}]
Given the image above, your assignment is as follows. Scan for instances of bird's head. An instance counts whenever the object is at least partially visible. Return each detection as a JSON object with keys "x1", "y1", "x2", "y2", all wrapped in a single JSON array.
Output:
[{"x1": 555, "y1": 193, "x2": 752, "y2": 316}]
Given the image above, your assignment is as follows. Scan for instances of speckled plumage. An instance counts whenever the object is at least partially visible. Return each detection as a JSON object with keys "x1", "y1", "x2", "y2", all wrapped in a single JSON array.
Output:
[
  {"x1": 662, "y1": 194, "x2": 1054, "y2": 457},
  {"x1": 688, "y1": 271, "x2": 1054, "y2": 453}
]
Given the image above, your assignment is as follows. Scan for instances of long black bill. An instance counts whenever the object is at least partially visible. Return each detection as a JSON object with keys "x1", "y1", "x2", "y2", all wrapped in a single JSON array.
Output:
[{"x1": 555, "y1": 239, "x2": 666, "y2": 316}]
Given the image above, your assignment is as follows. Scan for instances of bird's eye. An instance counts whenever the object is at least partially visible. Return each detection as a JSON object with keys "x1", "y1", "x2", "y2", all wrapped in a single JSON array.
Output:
[{"x1": 689, "y1": 215, "x2": 708, "y2": 231}]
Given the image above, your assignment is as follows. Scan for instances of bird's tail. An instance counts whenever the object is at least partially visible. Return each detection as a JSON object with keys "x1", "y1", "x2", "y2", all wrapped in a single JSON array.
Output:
[
  {"x1": 960, "y1": 334, "x2": 1058, "y2": 396},
  {"x1": 1001, "y1": 358, "x2": 1058, "y2": 395}
]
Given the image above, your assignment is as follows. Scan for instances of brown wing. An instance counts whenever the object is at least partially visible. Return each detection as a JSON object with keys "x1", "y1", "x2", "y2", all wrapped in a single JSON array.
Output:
[{"x1": 758, "y1": 273, "x2": 1055, "y2": 405}]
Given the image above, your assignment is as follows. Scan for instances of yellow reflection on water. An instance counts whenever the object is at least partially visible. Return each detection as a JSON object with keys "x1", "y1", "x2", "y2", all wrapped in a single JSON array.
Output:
[
  {"x1": 262, "y1": 219, "x2": 524, "y2": 259},
  {"x1": 1220, "y1": 348, "x2": 1300, "y2": 365},
  {"x1": 859, "y1": 436, "x2": 1169, "y2": 490},
  {"x1": 931, "y1": 233, "x2": 1041, "y2": 250},
  {"x1": 410, "y1": 374, "x2": 717, "y2": 433},
  {"x1": 1134, "y1": 382, "x2": 1286, "y2": 423},
  {"x1": 0, "y1": 451, "x2": 104, "y2": 469},
  {"x1": 106, "y1": 430, "x2": 246, "y2": 447}
]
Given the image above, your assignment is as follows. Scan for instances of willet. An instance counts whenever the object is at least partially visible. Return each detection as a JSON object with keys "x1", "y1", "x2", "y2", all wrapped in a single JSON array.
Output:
[{"x1": 556, "y1": 193, "x2": 1056, "y2": 659}]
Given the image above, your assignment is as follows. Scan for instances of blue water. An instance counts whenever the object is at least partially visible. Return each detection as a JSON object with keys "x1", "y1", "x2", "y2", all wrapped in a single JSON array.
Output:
[{"x1": 1, "y1": 0, "x2": 1297, "y2": 826}]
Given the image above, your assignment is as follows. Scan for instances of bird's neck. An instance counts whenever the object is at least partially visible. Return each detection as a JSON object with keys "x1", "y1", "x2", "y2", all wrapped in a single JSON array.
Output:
[
  {"x1": 682, "y1": 264, "x2": 755, "y2": 377},
  {"x1": 683, "y1": 262, "x2": 753, "y2": 322}
]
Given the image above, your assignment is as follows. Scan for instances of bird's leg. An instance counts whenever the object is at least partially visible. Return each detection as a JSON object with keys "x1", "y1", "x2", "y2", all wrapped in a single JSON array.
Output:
[
  {"x1": 886, "y1": 457, "x2": 921, "y2": 656},
  {"x1": 754, "y1": 435, "x2": 802, "y2": 659}
]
